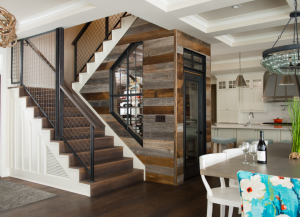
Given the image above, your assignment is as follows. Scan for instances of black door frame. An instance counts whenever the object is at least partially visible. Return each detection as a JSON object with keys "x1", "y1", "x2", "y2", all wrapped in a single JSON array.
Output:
[{"x1": 183, "y1": 49, "x2": 207, "y2": 180}]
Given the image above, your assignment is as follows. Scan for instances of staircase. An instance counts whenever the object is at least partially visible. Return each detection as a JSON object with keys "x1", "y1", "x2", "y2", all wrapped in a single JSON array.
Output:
[{"x1": 19, "y1": 86, "x2": 143, "y2": 197}]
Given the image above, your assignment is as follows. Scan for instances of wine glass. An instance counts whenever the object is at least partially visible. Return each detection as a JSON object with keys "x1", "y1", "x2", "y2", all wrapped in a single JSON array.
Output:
[
  {"x1": 241, "y1": 142, "x2": 249, "y2": 164},
  {"x1": 249, "y1": 144, "x2": 258, "y2": 167}
]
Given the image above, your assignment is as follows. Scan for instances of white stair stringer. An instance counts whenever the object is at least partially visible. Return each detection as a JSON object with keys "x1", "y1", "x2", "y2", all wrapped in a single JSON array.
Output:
[
  {"x1": 72, "y1": 15, "x2": 137, "y2": 93},
  {"x1": 8, "y1": 88, "x2": 90, "y2": 196},
  {"x1": 71, "y1": 15, "x2": 145, "y2": 178}
]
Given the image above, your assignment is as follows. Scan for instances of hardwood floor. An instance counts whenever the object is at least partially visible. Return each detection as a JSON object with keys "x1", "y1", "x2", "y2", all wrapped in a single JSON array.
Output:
[{"x1": 1, "y1": 176, "x2": 241, "y2": 217}]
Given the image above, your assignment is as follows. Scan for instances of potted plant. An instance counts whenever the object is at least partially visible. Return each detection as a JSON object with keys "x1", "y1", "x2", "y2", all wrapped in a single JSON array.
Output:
[{"x1": 285, "y1": 97, "x2": 300, "y2": 158}]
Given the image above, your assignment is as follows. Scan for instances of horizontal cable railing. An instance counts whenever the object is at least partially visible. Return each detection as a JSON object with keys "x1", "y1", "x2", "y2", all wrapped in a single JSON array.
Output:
[
  {"x1": 72, "y1": 12, "x2": 128, "y2": 80},
  {"x1": 11, "y1": 28, "x2": 105, "y2": 182}
]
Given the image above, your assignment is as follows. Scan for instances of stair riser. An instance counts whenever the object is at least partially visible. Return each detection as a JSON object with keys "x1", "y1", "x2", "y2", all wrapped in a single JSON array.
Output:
[
  {"x1": 69, "y1": 147, "x2": 123, "y2": 167},
  {"x1": 34, "y1": 107, "x2": 45, "y2": 117},
  {"x1": 90, "y1": 171, "x2": 143, "y2": 197},
  {"x1": 60, "y1": 137, "x2": 114, "y2": 153},
  {"x1": 42, "y1": 118, "x2": 53, "y2": 128},
  {"x1": 79, "y1": 159, "x2": 133, "y2": 181}
]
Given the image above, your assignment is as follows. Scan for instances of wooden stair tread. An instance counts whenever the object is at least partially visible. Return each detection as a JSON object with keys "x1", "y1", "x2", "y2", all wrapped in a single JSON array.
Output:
[
  {"x1": 80, "y1": 169, "x2": 143, "y2": 185},
  {"x1": 70, "y1": 157, "x2": 132, "y2": 169},
  {"x1": 66, "y1": 146, "x2": 122, "y2": 156}
]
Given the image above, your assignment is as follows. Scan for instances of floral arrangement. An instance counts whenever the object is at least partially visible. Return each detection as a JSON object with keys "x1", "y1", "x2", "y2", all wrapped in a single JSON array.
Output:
[{"x1": 237, "y1": 171, "x2": 300, "y2": 217}]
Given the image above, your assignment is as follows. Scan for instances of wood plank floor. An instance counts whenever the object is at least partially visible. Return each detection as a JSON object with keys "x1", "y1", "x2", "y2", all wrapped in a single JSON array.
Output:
[{"x1": 1, "y1": 176, "x2": 241, "y2": 217}]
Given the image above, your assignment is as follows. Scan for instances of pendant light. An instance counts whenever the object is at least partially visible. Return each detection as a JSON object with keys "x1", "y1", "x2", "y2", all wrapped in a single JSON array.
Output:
[
  {"x1": 0, "y1": 7, "x2": 17, "y2": 48},
  {"x1": 235, "y1": 52, "x2": 247, "y2": 87}
]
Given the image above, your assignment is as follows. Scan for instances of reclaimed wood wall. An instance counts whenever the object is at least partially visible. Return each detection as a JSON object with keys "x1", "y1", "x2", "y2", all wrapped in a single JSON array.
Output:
[
  {"x1": 80, "y1": 19, "x2": 211, "y2": 186},
  {"x1": 174, "y1": 30, "x2": 211, "y2": 185},
  {"x1": 81, "y1": 18, "x2": 176, "y2": 185}
]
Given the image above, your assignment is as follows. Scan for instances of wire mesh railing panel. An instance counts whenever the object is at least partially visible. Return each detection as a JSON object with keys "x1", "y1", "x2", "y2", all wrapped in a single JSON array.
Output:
[
  {"x1": 11, "y1": 41, "x2": 21, "y2": 84},
  {"x1": 76, "y1": 18, "x2": 106, "y2": 74},
  {"x1": 62, "y1": 96, "x2": 91, "y2": 168},
  {"x1": 75, "y1": 12, "x2": 127, "y2": 76},
  {"x1": 22, "y1": 31, "x2": 56, "y2": 124},
  {"x1": 108, "y1": 13, "x2": 124, "y2": 33}
]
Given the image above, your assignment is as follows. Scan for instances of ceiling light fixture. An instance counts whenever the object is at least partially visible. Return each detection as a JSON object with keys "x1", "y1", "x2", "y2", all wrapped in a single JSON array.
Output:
[
  {"x1": 261, "y1": 0, "x2": 300, "y2": 76},
  {"x1": 0, "y1": 6, "x2": 17, "y2": 48},
  {"x1": 232, "y1": 5, "x2": 242, "y2": 9},
  {"x1": 235, "y1": 52, "x2": 247, "y2": 87}
]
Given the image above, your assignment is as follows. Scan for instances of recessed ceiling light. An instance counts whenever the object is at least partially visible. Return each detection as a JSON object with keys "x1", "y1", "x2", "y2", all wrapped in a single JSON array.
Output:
[{"x1": 232, "y1": 5, "x2": 242, "y2": 9}]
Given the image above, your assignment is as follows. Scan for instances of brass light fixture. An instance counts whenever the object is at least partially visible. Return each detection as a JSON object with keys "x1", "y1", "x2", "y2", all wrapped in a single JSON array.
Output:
[
  {"x1": 235, "y1": 52, "x2": 247, "y2": 87},
  {"x1": 0, "y1": 6, "x2": 17, "y2": 48},
  {"x1": 279, "y1": 75, "x2": 295, "y2": 85}
]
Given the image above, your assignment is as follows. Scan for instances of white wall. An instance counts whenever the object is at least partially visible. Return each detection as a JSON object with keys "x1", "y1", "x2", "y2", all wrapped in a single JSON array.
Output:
[{"x1": 64, "y1": 24, "x2": 84, "y2": 85}]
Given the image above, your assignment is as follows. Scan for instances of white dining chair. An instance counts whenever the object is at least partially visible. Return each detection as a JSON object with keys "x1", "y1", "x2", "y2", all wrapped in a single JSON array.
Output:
[
  {"x1": 200, "y1": 153, "x2": 241, "y2": 217},
  {"x1": 223, "y1": 148, "x2": 243, "y2": 215}
]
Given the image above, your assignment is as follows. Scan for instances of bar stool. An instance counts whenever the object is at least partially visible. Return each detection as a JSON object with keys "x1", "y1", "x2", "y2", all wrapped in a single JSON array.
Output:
[
  {"x1": 246, "y1": 138, "x2": 273, "y2": 145},
  {"x1": 211, "y1": 137, "x2": 237, "y2": 153}
]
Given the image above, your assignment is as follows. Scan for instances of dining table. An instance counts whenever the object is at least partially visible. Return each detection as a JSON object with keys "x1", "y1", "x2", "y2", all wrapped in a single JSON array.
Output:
[{"x1": 200, "y1": 143, "x2": 299, "y2": 179}]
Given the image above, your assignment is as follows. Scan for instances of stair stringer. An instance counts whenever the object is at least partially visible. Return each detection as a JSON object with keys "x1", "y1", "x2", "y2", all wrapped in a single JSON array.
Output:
[
  {"x1": 8, "y1": 88, "x2": 91, "y2": 196},
  {"x1": 71, "y1": 16, "x2": 145, "y2": 179},
  {"x1": 72, "y1": 15, "x2": 137, "y2": 93}
]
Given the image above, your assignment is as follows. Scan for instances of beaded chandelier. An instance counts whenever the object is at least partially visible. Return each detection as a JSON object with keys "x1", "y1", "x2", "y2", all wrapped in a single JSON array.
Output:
[
  {"x1": 0, "y1": 6, "x2": 17, "y2": 48},
  {"x1": 261, "y1": 0, "x2": 300, "y2": 75}
]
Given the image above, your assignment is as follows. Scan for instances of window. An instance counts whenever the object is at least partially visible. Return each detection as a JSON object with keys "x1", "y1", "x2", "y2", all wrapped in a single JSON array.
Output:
[
  {"x1": 229, "y1": 81, "x2": 236, "y2": 89},
  {"x1": 110, "y1": 42, "x2": 143, "y2": 145},
  {"x1": 253, "y1": 79, "x2": 262, "y2": 88},
  {"x1": 219, "y1": 81, "x2": 226, "y2": 89},
  {"x1": 183, "y1": 49, "x2": 205, "y2": 72}
]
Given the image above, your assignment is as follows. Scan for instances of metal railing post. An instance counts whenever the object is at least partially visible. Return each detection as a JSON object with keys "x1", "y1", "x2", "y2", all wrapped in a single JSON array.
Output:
[
  {"x1": 20, "y1": 40, "x2": 24, "y2": 85},
  {"x1": 90, "y1": 124, "x2": 95, "y2": 182},
  {"x1": 74, "y1": 42, "x2": 77, "y2": 81},
  {"x1": 105, "y1": 17, "x2": 109, "y2": 40}
]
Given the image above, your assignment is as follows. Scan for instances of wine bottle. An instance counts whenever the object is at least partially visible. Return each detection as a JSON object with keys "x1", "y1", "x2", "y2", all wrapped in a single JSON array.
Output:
[{"x1": 257, "y1": 131, "x2": 267, "y2": 164}]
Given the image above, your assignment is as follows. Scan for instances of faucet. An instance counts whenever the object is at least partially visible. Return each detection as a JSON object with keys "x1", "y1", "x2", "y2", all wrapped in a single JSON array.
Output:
[{"x1": 248, "y1": 112, "x2": 254, "y2": 127}]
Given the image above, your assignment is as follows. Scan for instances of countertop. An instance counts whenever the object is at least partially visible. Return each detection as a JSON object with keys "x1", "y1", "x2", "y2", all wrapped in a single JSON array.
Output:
[{"x1": 212, "y1": 123, "x2": 290, "y2": 131}]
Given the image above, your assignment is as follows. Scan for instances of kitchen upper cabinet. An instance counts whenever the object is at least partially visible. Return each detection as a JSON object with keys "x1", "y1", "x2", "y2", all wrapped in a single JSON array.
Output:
[
  {"x1": 239, "y1": 78, "x2": 264, "y2": 112},
  {"x1": 217, "y1": 90, "x2": 227, "y2": 111},
  {"x1": 218, "y1": 111, "x2": 239, "y2": 123}
]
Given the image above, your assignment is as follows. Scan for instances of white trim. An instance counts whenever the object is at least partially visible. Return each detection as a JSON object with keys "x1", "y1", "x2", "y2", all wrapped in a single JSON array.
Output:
[
  {"x1": 17, "y1": 0, "x2": 95, "y2": 31},
  {"x1": 180, "y1": 6, "x2": 290, "y2": 35},
  {"x1": 145, "y1": 0, "x2": 212, "y2": 12}
]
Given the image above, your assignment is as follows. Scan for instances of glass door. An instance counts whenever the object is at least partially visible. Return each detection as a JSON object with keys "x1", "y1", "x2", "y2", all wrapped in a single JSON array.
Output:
[{"x1": 184, "y1": 70, "x2": 206, "y2": 180}]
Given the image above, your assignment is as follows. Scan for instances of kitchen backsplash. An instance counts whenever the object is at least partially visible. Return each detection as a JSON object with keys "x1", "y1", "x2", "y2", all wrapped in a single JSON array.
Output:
[{"x1": 239, "y1": 102, "x2": 290, "y2": 124}]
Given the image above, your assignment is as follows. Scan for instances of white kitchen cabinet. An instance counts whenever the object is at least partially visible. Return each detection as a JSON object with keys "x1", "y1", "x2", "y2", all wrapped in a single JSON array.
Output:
[
  {"x1": 239, "y1": 78, "x2": 264, "y2": 112},
  {"x1": 257, "y1": 130, "x2": 280, "y2": 143},
  {"x1": 240, "y1": 89, "x2": 252, "y2": 111},
  {"x1": 237, "y1": 129, "x2": 257, "y2": 144},
  {"x1": 227, "y1": 89, "x2": 238, "y2": 111},
  {"x1": 252, "y1": 88, "x2": 264, "y2": 110},
  {"x1": 217, "y1": 90, "x2": 227, "y2": 111},
  {"x1": 211, "y1": 128, "x2": 237, "y2": 138},
  {"x1": 281, "y1": 130, "x2": 292, "y2": 141},
  {"x1": 217, "y1": 111, "x2": 239, "y2": 123}
]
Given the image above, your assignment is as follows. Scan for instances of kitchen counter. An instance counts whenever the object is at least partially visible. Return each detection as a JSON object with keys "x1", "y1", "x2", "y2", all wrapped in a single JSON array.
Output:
[{"x1": 212, "y1": 123, "x2": 290, "y2": 131}]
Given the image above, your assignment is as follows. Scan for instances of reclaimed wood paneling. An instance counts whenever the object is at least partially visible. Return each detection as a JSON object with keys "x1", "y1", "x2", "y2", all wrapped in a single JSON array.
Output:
[
  {"x1": 136, "y1": 155, "x2": 174, "y2": 168},
  {"x1": 144, "y1": 53, "x2": 174, "y2": 65},
  {"x1": 81, "y1": 92, "x2": 109, "y2": 100},
  {"x1": 143, "y1": 106, "x2": 174, "y2": 114},
  {"x1": 143, "y1": 89, "x2": 174, "y2": 98},
  {"x1": 118, "y1": 29, "x2": 174, "y2": 46},
  {"x1": 81, "y1": 18, "x2": 176, "y2": 185},
  {"x1": 146, "y1": 172, "x2": 174, "y2": 185}
]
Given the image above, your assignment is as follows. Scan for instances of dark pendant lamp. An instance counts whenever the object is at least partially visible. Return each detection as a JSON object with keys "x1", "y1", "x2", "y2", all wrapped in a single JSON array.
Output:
[
  {"x1": 235, "y1": 52, "x2": 247, "y2": 87},
  {"x1": 279, "y1": 74, "x2": 295, "y2": 85}
]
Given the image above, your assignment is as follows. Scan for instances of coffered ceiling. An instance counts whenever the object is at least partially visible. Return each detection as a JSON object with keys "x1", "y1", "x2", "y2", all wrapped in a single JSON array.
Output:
[{"x1": 1, "y1": 0, "x2": 298, "y2": 76}]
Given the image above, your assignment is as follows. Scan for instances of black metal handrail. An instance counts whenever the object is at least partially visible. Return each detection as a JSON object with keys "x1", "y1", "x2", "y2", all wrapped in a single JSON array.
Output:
[
  {"x1": 11, "y1": 27, "x2": 104, "y2": 182},
  {"x1": 72, "y1": 12, "x2": 128, "y2": 80}
]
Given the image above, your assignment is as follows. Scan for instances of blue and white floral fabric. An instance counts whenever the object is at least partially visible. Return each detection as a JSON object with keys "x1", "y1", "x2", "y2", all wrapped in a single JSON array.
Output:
[{"x1": 237, "y1": 171, "x2": 300, "y2": 217}]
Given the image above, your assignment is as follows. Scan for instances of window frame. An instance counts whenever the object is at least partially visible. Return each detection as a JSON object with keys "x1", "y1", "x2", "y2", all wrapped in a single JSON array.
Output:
[
  {"x1": 109, "y1": 42, "x2": 143, "y2": 146},
  {"x1": 183, "y1": 48, "x2": 206, "y2": 73}
]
